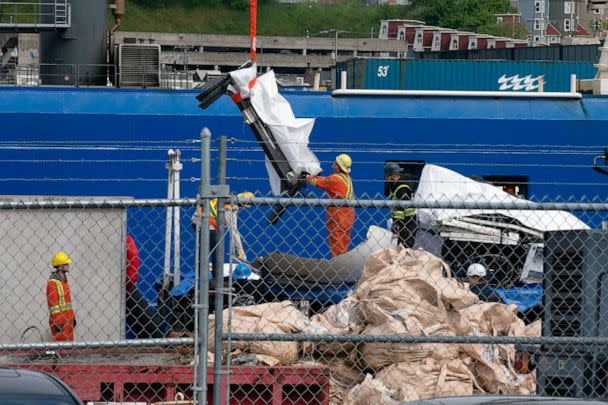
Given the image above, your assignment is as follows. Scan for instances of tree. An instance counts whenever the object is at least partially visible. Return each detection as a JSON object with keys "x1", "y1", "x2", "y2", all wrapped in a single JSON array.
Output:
[
  {"x1": 411, "y1": 0, "x2": 515, "y2": 33},
  {"x1": 488, "y1": 21, "x2": 529, "y2": 39}
]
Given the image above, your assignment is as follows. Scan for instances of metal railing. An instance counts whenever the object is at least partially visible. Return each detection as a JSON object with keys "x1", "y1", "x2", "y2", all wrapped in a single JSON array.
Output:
[
  {"x1": 0, "y1": 63, "x2": 201, "y2": 89},
  {"x1": 0, "y1": 63, "x2": 116, "y2": 86},
  {"x1": 0, "y1": 0, "x2": 71, "y2": 30}
]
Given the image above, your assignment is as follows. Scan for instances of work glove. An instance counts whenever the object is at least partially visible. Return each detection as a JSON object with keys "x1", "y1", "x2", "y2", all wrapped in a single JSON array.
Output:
[{"x1": 237, "y1": 248, "x2": 247, "y2": 262}]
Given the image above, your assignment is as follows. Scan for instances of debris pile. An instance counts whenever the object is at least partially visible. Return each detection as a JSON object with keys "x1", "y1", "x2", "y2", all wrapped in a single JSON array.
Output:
[{"x1": 209, "y1": 246, "x2": 540, "y2": 404}]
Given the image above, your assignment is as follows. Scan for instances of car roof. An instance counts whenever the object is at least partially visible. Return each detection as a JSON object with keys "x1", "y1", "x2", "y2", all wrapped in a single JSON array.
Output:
[{"x1": 0, "y1": 367, "x2": 72, "y2": 397}]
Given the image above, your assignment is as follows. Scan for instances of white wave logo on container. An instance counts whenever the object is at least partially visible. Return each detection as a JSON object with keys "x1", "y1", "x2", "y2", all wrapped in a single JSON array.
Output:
[{"x1": 497, "y1": 74, "x2": 541, "y2": 91}]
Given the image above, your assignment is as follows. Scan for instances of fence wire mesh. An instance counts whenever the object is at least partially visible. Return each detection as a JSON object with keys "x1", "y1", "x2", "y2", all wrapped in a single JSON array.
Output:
[
  {"x1": 219, "y1": 193, "x2": 608, "y2": 405},
  {"x1": 0, "y1": 199, "x2": 199, "y2": 404},
  {"x1": 0, "y1": 175, "x2": 607, "y2": 405}
]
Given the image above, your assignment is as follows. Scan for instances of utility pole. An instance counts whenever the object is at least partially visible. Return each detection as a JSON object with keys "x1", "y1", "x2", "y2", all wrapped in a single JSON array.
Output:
[{"x1": 314, "y1": 29, "x2": 349, "y2": 62}]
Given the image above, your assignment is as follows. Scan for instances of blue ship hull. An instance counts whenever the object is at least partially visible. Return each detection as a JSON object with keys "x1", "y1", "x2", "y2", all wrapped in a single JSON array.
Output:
[{"x1": 1, "y1": 86, "x2": 607, "y2": 301}]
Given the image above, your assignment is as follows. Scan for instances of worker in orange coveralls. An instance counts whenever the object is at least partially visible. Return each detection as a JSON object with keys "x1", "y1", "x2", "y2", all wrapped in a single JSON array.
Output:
[
  {"x1": 306, "y1": 154, "x2": 355, "y2": 258},
  {"x1": 47, "y1": 252, "x2": 75, "y2": 341}
]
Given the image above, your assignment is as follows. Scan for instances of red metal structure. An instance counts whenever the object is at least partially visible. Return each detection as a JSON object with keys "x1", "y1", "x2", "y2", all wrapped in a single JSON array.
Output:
[{"x1": 5, "y1": 357, "x2": 329, "y2": 404}]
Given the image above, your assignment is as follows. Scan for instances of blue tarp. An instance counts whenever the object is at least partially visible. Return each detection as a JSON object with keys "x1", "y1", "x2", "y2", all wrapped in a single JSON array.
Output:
[{"x1": 495, "y1": 284, "x2": 543, "y2": 313}]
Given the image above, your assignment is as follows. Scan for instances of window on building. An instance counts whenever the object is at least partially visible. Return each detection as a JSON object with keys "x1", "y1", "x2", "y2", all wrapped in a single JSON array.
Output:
[
  {"x1": 535, "y1": 0, "x2": 541, "y2": 12},
  {"x1": 399, "y1": 31, "x2": 405, "y2": 40},
  {"x1": 434, "y1": 36, "x2": 440, "y2": 48},
  {"x1": 534, "y1": 18, "x2": 541, "y2": 30},
  {"x1": 564, "y1": 1, "x2": 572, "y2": 14},
  {"x1": 534, "y1": 35, "x2": 541, "y2": 42},
  {"x1": 564, "y1": 18, "x2": 572, "y2": 31},
  {"x1": 593, "y1": 8, "x2": 601, "y2": 14},
  {"x1": 497, "y1": 16, "x2": 503, "y2": 23},
  {"x1": 451, "y1": 38, "x2": 458, "y2": 48},
  {"x1": 381, "y1": 25, "x2": 387, "y2": 36},
  {"x1": 592, "y1": 19, "x2": 602, "y2": 30},
  {"x1": 416, "y1": 33, "x2": 423, "y2": 44}
]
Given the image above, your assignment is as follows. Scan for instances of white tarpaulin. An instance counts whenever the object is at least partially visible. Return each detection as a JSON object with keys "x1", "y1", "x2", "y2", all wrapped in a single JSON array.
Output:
[
  {"x1": 414, "y1": 164, "x2": 589, "y2": 232},
  {"x1": 230, "y1": 66, "x2": 321, "y2": 195}
]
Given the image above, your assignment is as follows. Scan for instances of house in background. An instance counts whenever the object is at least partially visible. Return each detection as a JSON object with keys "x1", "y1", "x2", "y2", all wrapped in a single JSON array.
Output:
[
  {"x1": 578, "y1": 3, "x2": 608, "y2": 39},
  {"x1": 378, "y1": 20, "x2": 527, "y2": 50},
  {"x1": 548, "y1": 0, "x2": 577, "y2": 36},
  {"x1": 515, "y1": 0, "x2": 604, "y2": 44},
  {"x1": 545, "y1": 22, "x2": 563, "y2": 43},
  {"x1": 518, "y1": 0, "x2": 550, "y2": 43}
]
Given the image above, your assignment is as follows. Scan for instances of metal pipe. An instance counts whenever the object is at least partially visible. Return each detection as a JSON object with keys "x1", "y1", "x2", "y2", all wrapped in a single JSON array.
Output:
[
  {"x1": 194, "y1": 128, "x2": 212, "y2": 405},
  {"x1": 332, "y1": 89, "x2": 582, "y2": 99},
  {"x1": 163, "y1": 150, "x2": 175, "y2": 288},
  {"x1": 0, "y1": 198, "x2": 198, "y2": 210},
  {"x1": 0, "y1": 337, "x2": 194, "y2": 352},
  {"x1": 225, "y1": 333, "x2": 608, "y2": 346},
  {"x1": 234, "y1": 196, "x2": 608, "y2": 211},
  {"x1": 340, "y1": 70, "x2": 347, "y2": 90},
  {"x1": 109, "y1": 0, "x2": 125, "y2": 34},
  {"x1": 191, "y1": 196, "x2": 201, "y2": 397},
  {"x1": 224, "y1": 193, "x2": 236, "y2": 403},
  {"x1": 173, "y1": 149, "x2": 182, "y2": 286},
  {"x1": 570, "y1": 74, "x2": 577, "y2": 93},
  {"x1": 313, "y1": 71, "x2": 320, "y2": 91},
  {"x1": 0, "y1": 196, "x2": 606, "y2": 212},
  {"x1": 212, "y1": 136, "x2": 228, "y2": 405}
]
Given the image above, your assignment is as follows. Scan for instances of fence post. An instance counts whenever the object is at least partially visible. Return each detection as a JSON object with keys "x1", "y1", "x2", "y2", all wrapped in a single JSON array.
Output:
[
  {"x1": 194, "y1": 127, "x2": 212, "y2": 405},
  {"x1": 212, "y1": 136, "x2": 228, "y2": 405}
]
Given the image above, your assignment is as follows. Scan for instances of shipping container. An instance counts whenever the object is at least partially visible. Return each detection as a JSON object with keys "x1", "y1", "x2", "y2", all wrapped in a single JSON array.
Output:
[
  {"x1": 417, "y1": 44, "x2": 600, "y2": 63},
  {"x1": 336, "y1": 58, "x2": 597, "y2": 92},
  {"x1": 337, "y1": 58, "x2": 403, "y2": 90}
]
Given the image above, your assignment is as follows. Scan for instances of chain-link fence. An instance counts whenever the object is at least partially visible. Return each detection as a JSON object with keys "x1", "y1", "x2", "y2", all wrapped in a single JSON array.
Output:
[
  {"x1": 0, "y1": 198, "x2": 202, "y2": 403},
  {"x1": 217, "y1": 192, "x2": 608, "y2": 405},
  {"x1": 0, "y1": 129, "x2": 607, "y2": 405}
]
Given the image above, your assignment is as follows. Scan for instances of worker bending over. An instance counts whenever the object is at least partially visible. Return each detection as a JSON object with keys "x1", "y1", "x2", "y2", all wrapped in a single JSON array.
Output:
[
  {"x1": 192, "y1": 192, "x2": 254, "y2": 279},
  {"x1": 307, "y1": 154, "x2": 356, "y2": 258},
  {"x1": 384, "y1": 162, "x2": 417, "y2": 248},
  {"x1": 47, "y1": 252, "x2": 76, "y2": 341}
]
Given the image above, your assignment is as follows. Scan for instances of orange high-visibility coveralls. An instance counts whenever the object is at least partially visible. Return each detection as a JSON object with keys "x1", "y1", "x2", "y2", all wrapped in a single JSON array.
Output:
[
  {"x1": 308, "y1": 172, "x2": 355, "y2": 257},
  {"x1": 46, "y1": 277, "x2": 75, "y2": 341}
]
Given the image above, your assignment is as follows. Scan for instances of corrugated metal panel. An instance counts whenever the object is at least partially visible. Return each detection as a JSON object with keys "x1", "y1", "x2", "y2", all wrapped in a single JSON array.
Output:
[
  {"x1": 513, "y1": 46, "x2": 560, "y2": 61},
  {"x1": 401, "y1": 60, "x2": 596, "y2": 92},
  {"x1": 360, "y1": 58, "x2": 403, "y2": 90},
  {"x1": 561, "y1": 45, "x2": 599, "y2": 62},
  {"x1": 339, "y1": 58, "x2": 403, "y2": 89},
  {"x1": 417, "y1": 44, "x2": 600, "y2": 63}
]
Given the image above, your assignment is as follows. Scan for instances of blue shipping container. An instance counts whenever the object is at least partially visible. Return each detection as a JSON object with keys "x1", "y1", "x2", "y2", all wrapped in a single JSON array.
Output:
[
  {"x1": 337, "y1": 58, "x2": 403, "y2": 90},
  {"x1": 337, "y1": 59, "x2": 597, "y2": 92}
]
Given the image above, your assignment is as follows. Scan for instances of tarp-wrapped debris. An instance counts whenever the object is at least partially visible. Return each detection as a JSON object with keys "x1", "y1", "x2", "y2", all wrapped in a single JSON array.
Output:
[{"x1": 209, "y1": 246, "x2": 538, "y2": 404}]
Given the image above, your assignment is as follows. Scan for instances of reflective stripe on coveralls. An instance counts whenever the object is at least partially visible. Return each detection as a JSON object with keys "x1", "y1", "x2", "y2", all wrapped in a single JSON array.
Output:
[{"x1": 391, "y1": 184, "x2": 416, "y2": 219}]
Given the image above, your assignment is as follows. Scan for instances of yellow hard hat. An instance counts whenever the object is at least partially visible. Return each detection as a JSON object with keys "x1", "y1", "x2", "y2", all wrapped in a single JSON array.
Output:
[
  {"x1": 237, "y1": 192, "x2": 255, "y2": 207},
  {"x1": 51, "y1": 252, "x2": 72, "y2": 268},
  {"x1": 335, "y1": 154, "x2": 352, "y2": 173}
]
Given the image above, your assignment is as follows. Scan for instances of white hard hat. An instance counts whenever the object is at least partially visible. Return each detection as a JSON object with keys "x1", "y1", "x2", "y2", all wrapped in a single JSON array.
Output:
[{"x1": 467, "y1": 263, "x2": 487, "y2": 278}]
